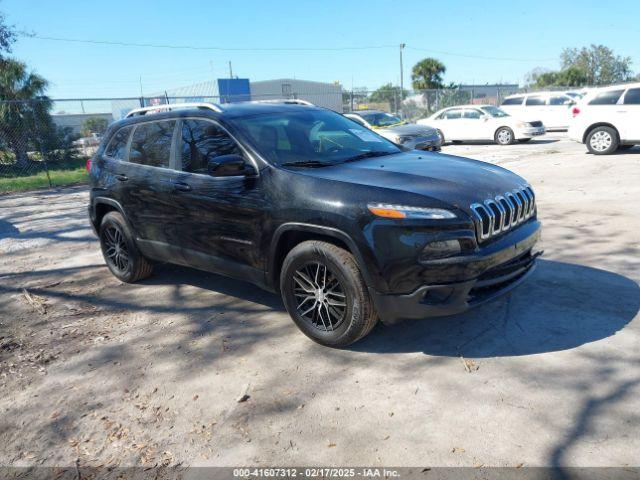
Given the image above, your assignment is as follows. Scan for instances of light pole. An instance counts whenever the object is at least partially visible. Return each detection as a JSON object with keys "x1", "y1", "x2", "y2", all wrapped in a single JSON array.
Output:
[{"x1": 399, "y1": 43, "x2": 406, "y2": 117}]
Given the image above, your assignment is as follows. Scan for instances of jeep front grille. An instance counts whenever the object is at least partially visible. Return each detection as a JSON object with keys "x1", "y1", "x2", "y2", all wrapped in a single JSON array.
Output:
[{"x1": 470, "y1": 186, "x2": 536, "y2": 242}]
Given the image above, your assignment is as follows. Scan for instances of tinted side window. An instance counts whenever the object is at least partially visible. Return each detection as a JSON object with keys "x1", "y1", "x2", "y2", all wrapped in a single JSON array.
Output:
[
  {"x1": 502, "y1": 97, "x2": 523, "y2": 105},
  {"x1": 129, "y1": 121, "x2": 176, "y2": 168},
  {"x1": 589, "y1": 90, "x2": 624, "y2": 105},
  {"x1": 463, "y1": 109, "x2": 482, "y2": 119},
  {"x1": 526, "y1": 96, "x2": 546, "y2": 106},
  {"x1": 549, "y1": 95, "x2": 572, "y2": 105},
  {"x1": 104, "y1": 126, "x2": 132, "y2": 160},
  {"x1": 443, "y1": 109, "x2": 462, "y2": 119},
  {"x1": 623, "y1": 88, "x2": 640, "y2": 105},
  {"x1": 181, "y1": 119, "x2": 241, "y2": 173},
  {"x1": 347, "y1": 115, "x2": 367, "y2": 127}
]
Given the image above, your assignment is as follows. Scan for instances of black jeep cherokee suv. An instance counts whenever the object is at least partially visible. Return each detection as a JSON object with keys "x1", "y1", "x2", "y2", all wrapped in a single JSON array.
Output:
[{"x1": 88, "y1": 101, "x2": 541, "y2": 347}]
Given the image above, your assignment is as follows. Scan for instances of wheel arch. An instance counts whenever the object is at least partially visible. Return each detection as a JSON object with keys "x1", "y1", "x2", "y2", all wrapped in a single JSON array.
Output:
[
  {"x1": 583, "y1": 123, "x2": 620, "y2": 144},
  {"x1": 268, "y1": 223, "x2": 376, "y2": 292},
  {"x1": 91, "y1": 197, "x2": 134, "y2": 234}
]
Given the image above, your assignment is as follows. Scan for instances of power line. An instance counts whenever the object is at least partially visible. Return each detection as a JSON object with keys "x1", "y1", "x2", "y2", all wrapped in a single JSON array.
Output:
[
  {"x1": 18, "y1": 32, "x2": 396, "y2": 52},
  {"x1": 20, "y1": 32, "x2": 557, "y2": 62}
]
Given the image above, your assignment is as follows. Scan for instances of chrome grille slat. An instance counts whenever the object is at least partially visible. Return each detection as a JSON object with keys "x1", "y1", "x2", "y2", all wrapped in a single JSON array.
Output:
[{"x1": 471, "y1": 186, "x2": 536, "y2": 243}]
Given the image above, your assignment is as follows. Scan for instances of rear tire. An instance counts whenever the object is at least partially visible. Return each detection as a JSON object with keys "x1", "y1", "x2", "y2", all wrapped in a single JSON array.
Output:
[
  {"x1": 586, "y1": 126, "x2": 618, "y2": 155},
  {"x1": 99, "y1": 211, "x2": 153, "y2": 283},
  {"x1": 495, "y1": 127, "x2": 515, "y2": 145},
  {"x1": 280, "y1": 241, "x2": 378, "y2": 347}
]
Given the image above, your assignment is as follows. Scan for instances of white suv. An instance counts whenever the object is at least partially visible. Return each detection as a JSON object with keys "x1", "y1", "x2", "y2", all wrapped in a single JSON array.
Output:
[
  {"x1": 568, "y1": 83, "x2": 640, "y2": 155},
  {"x1": 501, "y1": 92, "x2": 576, "y2": 130}
]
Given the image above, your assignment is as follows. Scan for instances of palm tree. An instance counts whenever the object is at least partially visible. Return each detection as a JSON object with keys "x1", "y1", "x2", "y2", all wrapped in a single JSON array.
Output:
[
  {"x1": 411, "y1": 58, "x2": 446, "y2": 112},
  {"x1": 0, "y1": 59, "x2": 51, "y2": 167}
]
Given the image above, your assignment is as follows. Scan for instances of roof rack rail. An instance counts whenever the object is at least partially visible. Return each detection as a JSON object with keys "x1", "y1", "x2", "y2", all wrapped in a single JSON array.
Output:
[
  {"x1": 248, "y1": 99, "x2": 315, "y2": 106},
  {"x1": 125, "y1": 102, "x2": 222, "y2": 118}
]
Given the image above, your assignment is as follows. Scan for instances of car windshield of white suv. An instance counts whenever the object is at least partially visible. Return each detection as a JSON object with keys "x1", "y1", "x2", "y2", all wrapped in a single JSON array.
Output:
[
  {"x1": 230, "y1": 109, "x2": 401, "y2": 167},
  {"x1": 360, "y1": 112, "x2": 403, "y2": 127},
  {"x1": 480, "y1": 106, "x2": 510, "y2": 118}
]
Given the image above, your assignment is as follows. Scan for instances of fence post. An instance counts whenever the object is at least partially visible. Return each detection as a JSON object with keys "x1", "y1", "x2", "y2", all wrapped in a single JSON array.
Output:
[{"x1": 30, "y1": 99, "x2": 52, "y2": 188}]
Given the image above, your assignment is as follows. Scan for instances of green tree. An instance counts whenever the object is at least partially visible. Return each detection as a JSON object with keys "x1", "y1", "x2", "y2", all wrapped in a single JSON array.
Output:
[
  {"x1": 0, "y1": 10, "x2": 16, "y2": 59},
  {"x1": 560, "y1": 44, "x2": 632, "y2": 85},
  {"x1": 81, "y1": 116, "x2": 108, "y2": 137},
  {"x1": 530, "y1": 66, "x2": 589, "y2": 88},
  {"x1": 411, "y1": 58, "x2": 446, "y2": 90},
  {"x1": 411, "y1": 58, "x2": 446, "y2": 113},
  {"x1": 368, "y1": 83, "x2": 407, "y2": 108},
  {"x1": 0, "y1": 59, "x2": 52, "y2": 167}
]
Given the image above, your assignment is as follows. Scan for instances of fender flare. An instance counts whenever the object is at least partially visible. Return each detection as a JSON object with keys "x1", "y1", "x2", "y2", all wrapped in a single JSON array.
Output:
[{"x1": 268, "y1": 222, "x2": 379, "y2": 291}]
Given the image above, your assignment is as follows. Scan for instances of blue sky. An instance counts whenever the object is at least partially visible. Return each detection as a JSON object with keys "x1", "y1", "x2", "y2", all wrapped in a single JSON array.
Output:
[{"x1": 3, "y1": 0, "x2": 639, "y2": 98}]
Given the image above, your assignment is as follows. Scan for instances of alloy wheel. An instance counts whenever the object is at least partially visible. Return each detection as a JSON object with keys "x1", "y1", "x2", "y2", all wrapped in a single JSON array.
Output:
[
  {"x1": 590, "y1": 130, "x2": 612, "y2": 152},
  {"x1": 292, "y1": 262, "x2": 347, "y2": 331},
  {"x1": 102, "y1": 225, "x2": 130, "y2": 273}
]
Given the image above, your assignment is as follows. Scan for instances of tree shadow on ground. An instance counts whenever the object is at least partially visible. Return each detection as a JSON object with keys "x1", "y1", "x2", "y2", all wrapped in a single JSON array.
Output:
[{"x1": 352, "y1": 260, "x2": 639, "y2": 358}]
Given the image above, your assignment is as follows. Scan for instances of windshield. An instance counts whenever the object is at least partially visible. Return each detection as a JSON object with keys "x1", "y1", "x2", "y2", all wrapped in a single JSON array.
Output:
[
  {"x1": 480, "y1": 106, "x2": 510, "y2": 118},
  {"x1": 228, "y1": 109, "x2": 401, "y2": 167},
  {"x1": 361, "y1": 112, "x2": 403, "y2": 127}
]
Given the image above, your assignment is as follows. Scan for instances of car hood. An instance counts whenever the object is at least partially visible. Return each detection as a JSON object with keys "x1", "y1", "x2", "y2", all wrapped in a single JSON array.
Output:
[
  {"x1": 295, "y1": 151, "x2": 529, "y2": 214},
  {"x1": 378, "y1": 123, "x2": 438, "y2": 136}
]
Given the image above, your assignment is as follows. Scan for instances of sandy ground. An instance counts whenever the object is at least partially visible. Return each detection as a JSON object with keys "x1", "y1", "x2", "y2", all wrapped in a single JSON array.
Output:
[{"x1": 0, "y1": 134, "x2": 639, "y2": 469}]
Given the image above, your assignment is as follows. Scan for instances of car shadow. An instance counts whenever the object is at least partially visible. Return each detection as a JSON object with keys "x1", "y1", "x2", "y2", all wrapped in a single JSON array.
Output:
[
  {"x1": 140, "y1": 263, "x2": 285, "y2": 311},
  {"x1": 444, "y1": 138, "x2": 560, "y2": 146},
  {"x1": 351, "y1": 260, "x2": 639, "y2": 357}
]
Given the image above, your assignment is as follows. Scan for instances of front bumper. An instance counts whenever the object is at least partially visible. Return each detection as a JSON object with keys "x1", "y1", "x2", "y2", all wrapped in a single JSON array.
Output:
[
  {"x1": 406, "y1": 136, "x2": 442, "y2": 151},
  {"x1": 371, "y1": 221, "x2": 542, "y2": 324},
  {"x1": 518, "y1": 126, "x2": 545, "y2": 138}
]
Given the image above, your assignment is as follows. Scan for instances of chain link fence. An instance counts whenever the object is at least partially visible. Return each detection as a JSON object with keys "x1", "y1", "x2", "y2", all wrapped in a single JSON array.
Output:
[{"x1": 0, "y1": 85, "x2": 528, "y2": 188}]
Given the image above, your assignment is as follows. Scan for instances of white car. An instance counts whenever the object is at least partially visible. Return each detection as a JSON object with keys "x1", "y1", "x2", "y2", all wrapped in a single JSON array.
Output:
[
  {"x1": 568, "y1": 82, "x2": 640, "y2": 155},
  {"x1": 501, "y1": 91, "x2": 576, "y2": 130},
  {"x1": 417, "y1": 105, "x2": 545, "y2": 145}
]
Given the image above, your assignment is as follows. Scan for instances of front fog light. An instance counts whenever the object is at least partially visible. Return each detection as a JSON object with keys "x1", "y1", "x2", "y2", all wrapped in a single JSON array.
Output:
[{"x1": 419, "y1": 239, "x2": 461, "y2": 261}]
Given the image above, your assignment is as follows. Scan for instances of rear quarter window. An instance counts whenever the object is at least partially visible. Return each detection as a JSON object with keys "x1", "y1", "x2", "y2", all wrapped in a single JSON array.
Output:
[
  {"x1": 104, "y1": 126, "x2": 133, "y2": 160},
  {"x1": 525, "y1": 96, "x2": 546, "y2": 106}
]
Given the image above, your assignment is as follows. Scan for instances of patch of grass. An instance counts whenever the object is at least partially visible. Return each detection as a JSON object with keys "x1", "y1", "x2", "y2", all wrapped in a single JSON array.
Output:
[{"x1": 0, "y1": 165, "x2": 88, "y2": 194}]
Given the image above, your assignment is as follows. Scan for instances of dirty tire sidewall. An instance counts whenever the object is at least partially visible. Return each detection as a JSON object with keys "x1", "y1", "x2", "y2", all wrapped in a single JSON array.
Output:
[
  {"x1": 99, "y1": 211, "x2": 152, "y2": 283},
  {"x1": 280, "y1": 241, "x2": 377, "y2": 348}
]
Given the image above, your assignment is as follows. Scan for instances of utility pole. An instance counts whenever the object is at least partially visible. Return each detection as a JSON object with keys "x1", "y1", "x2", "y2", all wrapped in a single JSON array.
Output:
[
  {"x1": 399, "y1": 43, "x2": 406, "y2": 118},
  {"x1": 228, "y1": 61, "x2": 233, "y2": 79}
]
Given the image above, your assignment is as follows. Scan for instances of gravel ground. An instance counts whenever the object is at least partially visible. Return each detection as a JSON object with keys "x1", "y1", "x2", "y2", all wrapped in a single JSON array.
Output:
[{"x1": 0, "y1": 134, "x2": 639, "y2": 469}]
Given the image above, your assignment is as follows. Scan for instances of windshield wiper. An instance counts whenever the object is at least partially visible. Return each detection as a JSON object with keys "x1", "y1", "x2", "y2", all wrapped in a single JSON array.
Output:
[
  {"x1": 281, "y1": 160, "x2": 333, "y2": 168},
  {"x1": 342, "y1": 151, "x2": 396, "y2": 163}
]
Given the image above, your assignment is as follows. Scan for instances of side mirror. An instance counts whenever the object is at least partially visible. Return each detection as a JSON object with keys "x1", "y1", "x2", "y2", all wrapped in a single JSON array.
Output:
[
  {"x1": 207, "y1": 153, "x2": 254, "y2": 177},
  {"x1": 482, "y1": 115, "x2": 490, "y2": 122}
]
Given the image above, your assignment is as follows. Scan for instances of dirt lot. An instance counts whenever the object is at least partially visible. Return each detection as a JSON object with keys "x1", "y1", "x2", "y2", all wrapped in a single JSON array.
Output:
[{"x1": 1, "y1": 134, "x2": 639, "y2": 469}]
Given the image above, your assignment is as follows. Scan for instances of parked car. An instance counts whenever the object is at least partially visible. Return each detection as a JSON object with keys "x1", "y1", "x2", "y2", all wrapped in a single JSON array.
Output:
[
  {"x1": 88, "y1": 100, "x2": 542, "y2": 347},
  {"x1": 344, "y1": 110, "x2": 441, "y2": 151},
  {"x1": 417, "y1": 105, "x2": 545, "y2": 145},
  {"x1": 568, "y1": 82, "x2": 640, "y2": 154},
  {"x1": 501, "y1": 92, "x2": 576, "y2": 130}
]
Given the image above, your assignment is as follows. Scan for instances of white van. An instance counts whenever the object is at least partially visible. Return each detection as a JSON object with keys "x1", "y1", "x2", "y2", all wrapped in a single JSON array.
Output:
[
  {"x1": 568, "y1": 82, "x2": 640, "y2": 154},
  {"x1": 501, "y1": 92, "x2": 576, "y2": 130}
]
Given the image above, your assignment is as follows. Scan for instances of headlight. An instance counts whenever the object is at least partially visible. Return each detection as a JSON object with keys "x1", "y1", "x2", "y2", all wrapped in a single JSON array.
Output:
[
  {"x1": 395, "y1": 135, "x2": 412, "y2": 144},
  {"x1": 367, "y1": 203, "x2": 456, "y2": 219}
]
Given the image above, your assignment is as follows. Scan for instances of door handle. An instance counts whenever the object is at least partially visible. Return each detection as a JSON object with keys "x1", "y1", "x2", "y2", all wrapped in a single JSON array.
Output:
[
  {"x1": 172, "y1": 181, "x2": 192, "y2": 192},
  {"x1": 115, "y1": 174, "x2": 128, "y2": 181}
]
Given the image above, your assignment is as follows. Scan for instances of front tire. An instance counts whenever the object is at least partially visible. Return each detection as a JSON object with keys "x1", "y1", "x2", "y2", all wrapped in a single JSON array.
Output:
[
  {"x1": 586, "y1": 126, "x2": 618, "y2": 155},
  {"x1": 99, "y1": 211, "x2": 153, "y2": 283},
  {"x1": 495, "y1": 127, "x2": 515, "y2": 145},
  {"x1": 280, "y1": 241, "x2": 378, "y2": 347}
]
